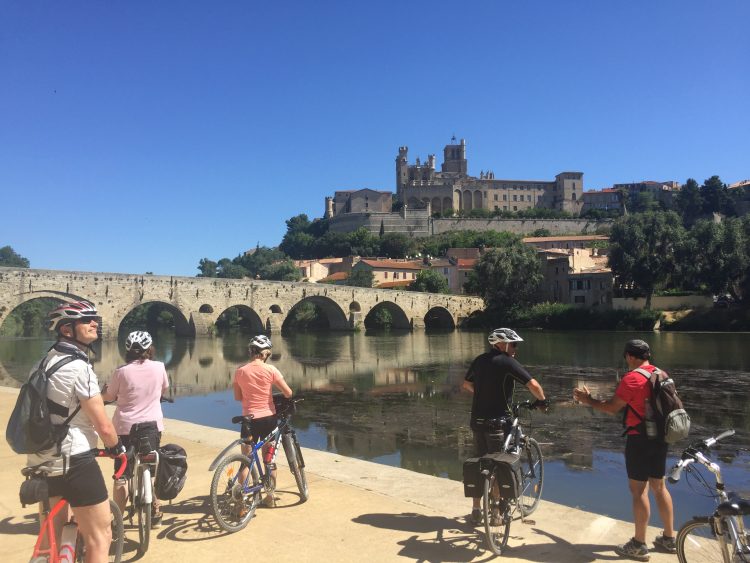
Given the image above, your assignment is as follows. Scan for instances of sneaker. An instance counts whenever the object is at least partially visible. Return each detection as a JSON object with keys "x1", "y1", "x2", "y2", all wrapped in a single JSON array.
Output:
[
  {"x1": 653, "y1": 534, "x2": 677, "y2": 554},
  {"x1": 261, "y1": 495, "x2": 276, "y2": 508},
  {"x1": 151, "y1": 511, "x2": 163, "y2": 529},
  {"x1": 614, "y1": 538, "x2": 650, "y2": 561},
  {"x1": 469, "y1": 508, "x2": 482, "y2": 526}
]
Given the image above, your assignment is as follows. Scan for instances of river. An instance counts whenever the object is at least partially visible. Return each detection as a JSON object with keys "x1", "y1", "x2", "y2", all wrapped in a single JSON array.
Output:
[{"x1": 2, "y1": 329, "x2": 749, "y2": 527}]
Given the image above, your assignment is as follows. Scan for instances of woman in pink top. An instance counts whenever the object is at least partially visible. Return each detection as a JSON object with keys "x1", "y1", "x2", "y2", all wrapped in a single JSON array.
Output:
[
  {"x1": 102, "y1": 330, "x2": 170, "y2": 524},
  {"x1": 233, "y1": 334, "x2": 292, "y2": 507}
]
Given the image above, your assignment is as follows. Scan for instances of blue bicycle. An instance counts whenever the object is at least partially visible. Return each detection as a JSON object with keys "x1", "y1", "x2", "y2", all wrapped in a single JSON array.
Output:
[{"x1": 208, "y1": 396, "x2": 308, "y2": 532}]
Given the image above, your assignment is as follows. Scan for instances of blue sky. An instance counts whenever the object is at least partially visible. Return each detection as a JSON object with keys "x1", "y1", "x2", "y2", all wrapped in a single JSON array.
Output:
[{"x1": 1, "y1": 1, "x2": 748, "y2": 276}]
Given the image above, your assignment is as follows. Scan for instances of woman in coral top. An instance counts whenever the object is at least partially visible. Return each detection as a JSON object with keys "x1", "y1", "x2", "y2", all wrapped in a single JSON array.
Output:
[{"x1": 233, "y1": 334, "x2": 292, "y2": 507}]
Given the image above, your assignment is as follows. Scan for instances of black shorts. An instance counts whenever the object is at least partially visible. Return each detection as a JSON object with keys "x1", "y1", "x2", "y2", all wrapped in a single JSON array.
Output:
[
  {"x1": 472, "y1": 429, "x2": 506, "y2": 457},
  {"x1": 625, "y1": 434, "x2": 668, "y2": 481},
  {"x1": 47, "y1": 452, "x2": 108, "y2": 508},
  {"x1": 113, "y1": 431, "x2": 162, "y2": 479},
  {"x1": 241, "y1": 415, "x2": 278, "y2": 444}
]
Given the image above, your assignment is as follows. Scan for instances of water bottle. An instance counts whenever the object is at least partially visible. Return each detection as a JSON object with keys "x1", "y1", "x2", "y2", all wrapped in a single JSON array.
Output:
[
  {"x1": 644, "y1": 398, "x2": 658, "y2": 439},
  {"x1": 58, "y1": 522, "x2": 78, "y2": 563},
  {"x1": 264, "y1": 444, "x2": 276, "y2": 464}
]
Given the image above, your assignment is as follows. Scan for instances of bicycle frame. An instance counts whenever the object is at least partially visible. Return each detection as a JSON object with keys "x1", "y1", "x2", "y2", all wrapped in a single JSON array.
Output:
[
  {"x1": 130, "y1": 449, "x2": 159, "y2": 507},
  {"x1": 29, "y1": 451, "x2": 127, "y2": 563}
]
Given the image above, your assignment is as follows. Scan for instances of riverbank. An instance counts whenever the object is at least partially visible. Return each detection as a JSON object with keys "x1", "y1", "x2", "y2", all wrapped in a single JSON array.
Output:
[{"x1": 0, "y1": 388, "x2": 678, "y2": 562}]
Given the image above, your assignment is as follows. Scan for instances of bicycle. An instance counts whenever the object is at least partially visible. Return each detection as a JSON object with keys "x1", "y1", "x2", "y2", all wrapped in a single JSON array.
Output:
[
  {"x1": 668, "y1": 428, "x2": 750, "y2": 562},
  {"x1": 480, "y1": 399, "x2": 546, "y2": 556},
  {"x1": 208, "y1": 396, "x2": 308, "y2": 532},
  {"x1": 123, "y1": 431, "x2": 160, "y2": 555},
  {"x1": 22, "y1": 449, "x2": 127, "y2": 563}
]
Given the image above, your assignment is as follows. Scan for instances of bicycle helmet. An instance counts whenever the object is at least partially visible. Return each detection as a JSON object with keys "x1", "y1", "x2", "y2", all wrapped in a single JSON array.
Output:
[
  {"x1": 48, "y1": 300, "x2": 99, "y2": 332},
  {"x1": 487, "y1": 328, "x2": 524, "y2": 346},
  {"x1": 248, "y1": 334, "x2": 272, "y2": 353},
  {"x1": 125, "y1": 331, "x2": 153, "y2": 351}
]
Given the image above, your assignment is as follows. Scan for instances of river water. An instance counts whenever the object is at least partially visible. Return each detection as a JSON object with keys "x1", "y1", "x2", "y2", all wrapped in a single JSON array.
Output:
[{"x1": 1, "y1": 329, "x2": 749, "y2": 527}]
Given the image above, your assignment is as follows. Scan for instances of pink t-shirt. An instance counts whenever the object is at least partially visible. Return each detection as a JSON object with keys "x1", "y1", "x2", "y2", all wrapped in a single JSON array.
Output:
[
  {"x1": 108, "y1": 359, "x2": 170, "y2": 435},
  {"x1": 233, "y1": 361, "x2": 284, "y2": 418}
]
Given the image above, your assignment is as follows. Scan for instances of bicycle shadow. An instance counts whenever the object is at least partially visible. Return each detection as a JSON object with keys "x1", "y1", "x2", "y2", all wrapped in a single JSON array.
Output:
[
  {"x1": 352, "y1": 512, "x2": 496, "y2": 562},
  {"x1": 499, "y1": 527, "x2": 621, "y2": 562},
  {"x1": 0, "y1": 514, "x2": 38, "y2": 536},
  {"x1": 153, "y1": 494, "x2": 231, "y2": 543}
]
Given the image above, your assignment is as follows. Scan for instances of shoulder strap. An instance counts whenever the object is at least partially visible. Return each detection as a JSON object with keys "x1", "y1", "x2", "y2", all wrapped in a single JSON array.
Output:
[
  {"x1": 44, "y1": 355, "x2": 84, "y2": 425},
  {"x1": 633, "y1": 368, "x2": 652, "y2": 380}
]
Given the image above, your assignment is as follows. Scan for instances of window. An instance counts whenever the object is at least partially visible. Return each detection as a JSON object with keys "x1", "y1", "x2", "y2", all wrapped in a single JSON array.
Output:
[
  {"x1": 494, "y1": 194, "x2": 498, "y2": 201},
  {"x1": 574, "y1": 295, "x2": 585, "y2": 304},
  {"x1": 513, "y1": 206, "x2": 517, "y2": 211},
  {"x1": 576, "y1": 280, "x2": 583, "y2": 290},
  {"x1": 503, "y1": 194, "x2": 507, "y2": 201},
  {"x1": 527, "y1": 195, "x2": 531, "y2": 201},
  {"x1": 503, "y1": 205, "x2": 508, "y2": 210},
  {"x1": 394, "y1": 272, "x2": 399, "y2": 280},
  {"x1": 443, "y1": 268, "x2": 448, "y2": 274},
  {"x1": 513, "y1": 195, "x2": 517, "y2": 201},
  {"x1": 384, "y1": 272, "x2": 388, "y2": 279}
]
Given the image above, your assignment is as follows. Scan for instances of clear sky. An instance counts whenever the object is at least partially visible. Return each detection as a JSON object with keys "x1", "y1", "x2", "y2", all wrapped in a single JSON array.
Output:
[{"x1": 2, "y1": 1, "x2": 748, "y2": 276}]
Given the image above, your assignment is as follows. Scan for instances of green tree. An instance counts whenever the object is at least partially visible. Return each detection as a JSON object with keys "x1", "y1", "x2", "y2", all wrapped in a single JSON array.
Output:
[
  {"x1": 260, "y1": 260, "x2": 302, "y2": 282},
  {"x1": 346, "y1": 269, "x2": 374, "y2": 288},
  {"x1": 701, "y1": 176, "x2": 730, "y2": 216},
  {"x1": 608, "y1": 211, "x2": 687, "y2": 309},
  {"x1": 0, "y1": 246, "x2": 30, "y2": 267},
  {"x1": 197, "y1": 258, "x2": 218, "y2": 277},
  {"x1": 379, "y1": 233, "x2": 416, "y2": 259},
  {"x1": 463, "y1": 238, "x2": 542, "y2": 315},
  {"x1": 674, "y1": 178, "x2": 704, "y2": 226},
  {"x1": 410, "y1": 270, "x2": 450, "y2": 294},
  {"x1": 688, "y1": 218, "x2": 748, "y2": 299}
]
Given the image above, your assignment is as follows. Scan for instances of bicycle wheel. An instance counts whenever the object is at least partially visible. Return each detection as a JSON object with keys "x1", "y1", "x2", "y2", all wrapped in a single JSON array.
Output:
[
  {"x1": 677, "y1": 517, "x2": 729, "y2": 563},
  {"x1": 210, "y1": 453, "x2": 260, "y2": 533},
  {"x1": 135, "y1": 468, "x2": 151, "y2": 555},
  {"x1": 283, "y1": 432, "x2": 309, "y2": 502},
  {"x1": 518, "y1": 437, "x2": 544, "y2": 516},
  {"x1": 482, "y1": 472, "x2": 511, "y2": 555},
  {"x1": 76, "y1": 500, "x2": 123, "y2": 563}
]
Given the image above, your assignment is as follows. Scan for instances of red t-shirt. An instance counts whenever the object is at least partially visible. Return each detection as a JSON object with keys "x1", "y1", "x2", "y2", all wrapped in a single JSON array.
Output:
[{"x1": 615, "y1": 364, "x2": 657, "y2": 434}]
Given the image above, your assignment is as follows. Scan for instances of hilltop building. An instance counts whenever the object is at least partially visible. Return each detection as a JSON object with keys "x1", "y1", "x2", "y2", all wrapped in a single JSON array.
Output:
[{"x1": 396, "y1": 138, "x2": 584, "y2": 215}]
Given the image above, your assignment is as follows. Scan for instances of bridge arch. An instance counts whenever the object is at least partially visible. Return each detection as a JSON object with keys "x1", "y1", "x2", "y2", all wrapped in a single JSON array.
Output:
[
  {"x1": 424, "y1": 306, "x2": 456, "y2": 330},
  {"x1": 0, "y1": 293, "x2": 69, "y2": 336},
  {"x1": 282, "y1": 295, "x2": 349, "y2": 332},
  {"x1": 215, "y1": 304, "x2": 265, "y2": 334},
  {"x1": 364, "y1": 301, "x2": 410, "y2": 330},
  {"x1": 115, "y1": 300, "x2": 193, "y2": 338}
]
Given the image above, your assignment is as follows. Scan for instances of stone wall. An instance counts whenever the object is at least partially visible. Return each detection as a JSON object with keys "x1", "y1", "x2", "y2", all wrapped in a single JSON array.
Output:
[{"x1": 431, "y1": 218, "x2": 610, "y2": 236}]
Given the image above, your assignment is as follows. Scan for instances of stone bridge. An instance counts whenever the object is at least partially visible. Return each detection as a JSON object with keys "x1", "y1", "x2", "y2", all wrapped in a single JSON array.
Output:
[{"x1": 0, "y1": 267, "x2": 485, "y2": 338}]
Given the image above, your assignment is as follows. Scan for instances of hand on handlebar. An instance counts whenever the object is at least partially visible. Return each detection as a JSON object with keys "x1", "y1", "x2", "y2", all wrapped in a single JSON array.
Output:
[
  {"x1": 532, "y1": 399, "x2": 551, "y2": 413},
  {"x1": 105, "y1": 439, "x2": 127, "y2": 457}
]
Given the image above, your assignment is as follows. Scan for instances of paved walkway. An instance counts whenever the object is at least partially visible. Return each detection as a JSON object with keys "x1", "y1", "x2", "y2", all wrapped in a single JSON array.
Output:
[{"x1": 0, "y1": 388, "x2": 675, "y2": 562}]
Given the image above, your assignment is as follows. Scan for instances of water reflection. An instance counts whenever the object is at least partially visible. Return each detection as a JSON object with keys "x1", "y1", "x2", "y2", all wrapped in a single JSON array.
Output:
[{"x1": 2, "y1": 329, "x2": 749, "y2": 524}]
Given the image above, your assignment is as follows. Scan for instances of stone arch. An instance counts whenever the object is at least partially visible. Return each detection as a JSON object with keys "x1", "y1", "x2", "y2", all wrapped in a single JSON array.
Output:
[
  {"x1": 431, "y1": 197, "x2": 441, "y2": 214},
  {"x1": 462, "y1": 190, "x2": 473, "y2": 211},
  {"x1": 349, "y1": 301, "x2": 361, "y2": 313},
  {"x1": 215, "y1": 304, "x2": 265, "y2": 334},
  {"x1": 364, "y1": 301, "x2": 411, "y2": 330},
  {"x1": 454, "y1": 189, "x2": 462, "y2": 210},
  {"x1": 270, "y1": 304, "x2": 283, "y2": 314},
  {"x1": 473, "y1": 190, "x2": 482, "y2": 209},
  {"x1": 407, "y1": 196, "x2": 420, "y2": 208},
  {"x1": 424, "y1": 306, "x2": 456, "y2": 330},
  {"x1": 282, "y1": 295, "x2": 349, "y2": 331},
  {"x1": 0, "y1": 293, "x2": 68, "y2": 336},
  {"x1": 115, "y1": 300, "x2": 193, "y2": 338},
  {"x1": 199, "y1": 304, "x2": 214, "y2": 313},
  {"x1": 442, "y1": 197, "x2": 453, "y2": 214}
]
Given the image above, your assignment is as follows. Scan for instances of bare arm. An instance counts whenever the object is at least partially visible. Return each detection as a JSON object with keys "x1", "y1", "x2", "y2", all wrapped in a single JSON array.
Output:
[
  {"x1": 573, "y1": 385, "x2": 626, "y2": 415},
  {"x1": 233, "y1": 377, "x2": 242, "y2": 402},
  {"x1": 100, "y1": 385, "x2": 115, "y2": 403},
  {"x1": 462, "y1": 380, "x2": 474, "y2": 393},
  {"x1": 79, "y1": 394, "x2": 119, "y2": 448},
  {"x1": 275, "y1": 376, "x2": 293, "y2": 399},
  {"x1": 525, "y1": 378, "x2": 546, "y2": 401}
]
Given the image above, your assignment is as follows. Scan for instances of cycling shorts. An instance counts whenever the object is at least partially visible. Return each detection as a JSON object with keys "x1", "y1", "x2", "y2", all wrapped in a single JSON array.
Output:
[
  {"x1": 241, "y1": 415, "x2": 277, "y2": 444},
  {"x1": 625, "y1": 434, "x2": 668, "y2": 481},
  {"x1": 472, "y1": 429, "x2": 506, "y2": 457},
  {"x1": 47, "y1": 452, "x2": 108, "y2": 508}
]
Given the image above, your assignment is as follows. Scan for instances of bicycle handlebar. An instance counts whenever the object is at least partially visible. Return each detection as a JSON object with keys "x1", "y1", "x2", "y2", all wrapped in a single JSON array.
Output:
[
  {"x1": 667, "y1": 429, "x2": 735, "y2": 484},
  {"x1": 95, "y1": 450, "x2": 128, "y2": 480}
]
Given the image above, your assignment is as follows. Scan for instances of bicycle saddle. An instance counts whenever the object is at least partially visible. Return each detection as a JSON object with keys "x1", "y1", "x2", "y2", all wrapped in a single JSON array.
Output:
[
  {"x1": 717, "y1": 493, "x2": 750, "y2": 517},
  {"x1": 20, "y1": 478, "x2": 49, "y2": 506},
  {"x1": 232, "y1": 415, "x2": 254, "y2": 424}
]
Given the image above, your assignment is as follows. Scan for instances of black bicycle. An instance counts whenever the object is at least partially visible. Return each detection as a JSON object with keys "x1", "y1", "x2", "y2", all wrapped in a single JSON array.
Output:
[{"x1": 481, "y1": 400, "x2": 546, "y2": 556}]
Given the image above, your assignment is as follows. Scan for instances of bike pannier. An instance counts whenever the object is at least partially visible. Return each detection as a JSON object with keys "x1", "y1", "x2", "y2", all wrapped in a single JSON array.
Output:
[
  {"x1": 481, "y1": 452, "x2": 522, "y2": 500},
  {"x1": 129, "y1": 421, "x2": 160, "y2": 454},
  {"x1": 462, "y1": 457, "x2": 483, "y2": 498},
  {"x1": 155, "y1": 443, "x2": 188, "y2": 501}
]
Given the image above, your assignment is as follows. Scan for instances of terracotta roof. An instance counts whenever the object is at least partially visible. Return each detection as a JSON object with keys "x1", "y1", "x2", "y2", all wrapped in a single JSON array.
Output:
[
  {"x1": 377, "y1": 280, "x2": 414, "y2": 289},
  {"x1": 317, "y1": 271, "x2": 348, "y2": 283},
  {"x1": 457, "y1": 259, "x2": 477, "y2": 268},
  {"x1": 523, "y1": 235, "x2": 609, "y2": 243},
  {"x1": 359, "y1": 259, "x2": 423, "y2": 270}
]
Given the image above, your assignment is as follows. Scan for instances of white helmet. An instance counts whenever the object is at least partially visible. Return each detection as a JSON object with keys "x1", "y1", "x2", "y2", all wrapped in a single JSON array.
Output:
[
  {"x1": 248, "y1": 335, "x2": 272, "y2": 353},
  {"x1": 488, "y1": 328, "x2": 524, "y2": 346},
  {"x1": 48, "y1": 300, "x2": 99, "y2": 332},
  {"x1": 126, "y1": 331, "x2": 153, "y2": 351}
]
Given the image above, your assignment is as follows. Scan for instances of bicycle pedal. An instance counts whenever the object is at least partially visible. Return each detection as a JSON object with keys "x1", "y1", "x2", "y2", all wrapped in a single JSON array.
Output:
[{"x1": 521, "y1": 518, "x2": 536, "y2": 525}]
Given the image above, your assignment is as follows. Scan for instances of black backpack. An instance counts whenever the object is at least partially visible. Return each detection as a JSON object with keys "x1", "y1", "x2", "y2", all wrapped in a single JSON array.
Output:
[
  {"x1": 623, "y1": 366, "x2": 691, "y2": 444},
  {"x1": 155, "y1": 443, "x2": 188, "y2": 500},
  {"x1": 6, "y1": 347, "x2": 87, "y2": 455}
]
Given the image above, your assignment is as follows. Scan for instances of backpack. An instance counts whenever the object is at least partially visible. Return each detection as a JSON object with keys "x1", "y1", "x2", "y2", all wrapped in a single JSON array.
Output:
[
  {"x1": 623, "y1": 366, "x2": 691, "y2": 444},
  {"x1": 155, "y1": 443, "x2": 188, "y2": 500},
  {"x1": 5, "y1": 348, "x2": 87, "y2": 455}
]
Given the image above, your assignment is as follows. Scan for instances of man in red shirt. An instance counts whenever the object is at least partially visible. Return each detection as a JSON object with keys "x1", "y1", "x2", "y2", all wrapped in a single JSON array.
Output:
[{"x1": 573, "y1": 339, "x2": 675, "y2": 561}]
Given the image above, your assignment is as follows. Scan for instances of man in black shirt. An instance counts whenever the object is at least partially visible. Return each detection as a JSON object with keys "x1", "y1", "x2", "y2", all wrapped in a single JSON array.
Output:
[{"x1": 462, "y1": 327, "x2": 548, "y2": 525}]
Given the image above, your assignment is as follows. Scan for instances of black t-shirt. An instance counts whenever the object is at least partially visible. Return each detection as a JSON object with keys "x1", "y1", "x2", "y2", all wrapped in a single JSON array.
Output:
[{"x1": 465, "y1": 349, "x2": 533, "y2": 425}]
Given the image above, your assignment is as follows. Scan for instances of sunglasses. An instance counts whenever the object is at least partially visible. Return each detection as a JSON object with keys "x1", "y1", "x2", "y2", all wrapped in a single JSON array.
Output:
[
  {"x1": 509, "y1": 342, "x2": 518, "y2": 349},
  {"x1": 76, "y1": 316, "x2": 99, "y2": 325}
]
